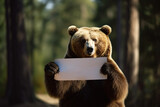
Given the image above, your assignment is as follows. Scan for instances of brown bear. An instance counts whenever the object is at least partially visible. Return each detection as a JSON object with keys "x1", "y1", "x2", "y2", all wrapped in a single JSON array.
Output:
[{"x1": 44, "y1": 25, "x2": 128, "y2": 107}]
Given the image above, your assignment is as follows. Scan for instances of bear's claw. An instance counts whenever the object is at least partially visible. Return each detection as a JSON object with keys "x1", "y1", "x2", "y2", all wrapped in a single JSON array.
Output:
[
  {"x1": 44, "y1": 62, "x2": 59, "y2": 77},
  {"x1": 100, "y1": 63, "x2": 111, "y2": 76}
]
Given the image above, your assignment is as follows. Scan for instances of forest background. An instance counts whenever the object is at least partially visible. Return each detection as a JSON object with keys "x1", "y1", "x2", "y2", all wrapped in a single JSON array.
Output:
[{"x1": 0, "y1": 0, "x2": 160, "y2": 107}]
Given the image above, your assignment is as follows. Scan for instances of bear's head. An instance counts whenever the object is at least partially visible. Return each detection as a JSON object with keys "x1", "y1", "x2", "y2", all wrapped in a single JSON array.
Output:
[{"x1": 67, "y1": 25, "x2": 112, "y2": 58}]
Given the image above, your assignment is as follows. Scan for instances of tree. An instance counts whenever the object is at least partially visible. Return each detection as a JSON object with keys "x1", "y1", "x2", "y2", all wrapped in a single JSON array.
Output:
[
  {"x1": 0, "y1": 0, "x2": 7, "y2": 97},
  {"x1": 124, "y1": 0, "x2": 139, "y2": 106},
  {"x1": 5, "y1": 0, "x2": 35, "y2": 105}
]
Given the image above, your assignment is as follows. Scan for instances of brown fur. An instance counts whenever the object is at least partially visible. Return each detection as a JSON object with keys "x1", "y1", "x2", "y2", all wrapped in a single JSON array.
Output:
[{"x1": 45, "y1": 25, "x2": 128, "y2": 107}]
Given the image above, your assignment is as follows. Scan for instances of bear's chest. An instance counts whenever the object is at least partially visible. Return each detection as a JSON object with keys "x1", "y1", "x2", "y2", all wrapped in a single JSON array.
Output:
[{"x1": 60, "y1": 80, "x2": 107, "y2": 107}]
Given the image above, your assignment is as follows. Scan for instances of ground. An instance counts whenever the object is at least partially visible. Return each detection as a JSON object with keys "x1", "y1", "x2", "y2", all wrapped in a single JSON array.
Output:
[
  {"x1": 0, "y1": 94, "x2": 59, "y2": 107},
  {"x1": 36, "y1": 94, "x2": 59, "y2": 106}
]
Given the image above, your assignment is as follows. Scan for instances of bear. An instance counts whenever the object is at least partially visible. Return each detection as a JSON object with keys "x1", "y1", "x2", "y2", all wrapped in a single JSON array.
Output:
[{"x1": 44, "y1": 25, "x2": 128, "y2": 107}]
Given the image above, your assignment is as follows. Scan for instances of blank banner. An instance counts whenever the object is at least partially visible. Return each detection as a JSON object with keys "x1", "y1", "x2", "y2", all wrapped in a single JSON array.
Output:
[{"x1": 54, "y1": 57, "x2": 107, "y2": 81}]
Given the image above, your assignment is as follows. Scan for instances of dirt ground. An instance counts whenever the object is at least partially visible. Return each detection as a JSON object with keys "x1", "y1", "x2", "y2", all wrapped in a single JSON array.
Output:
[
  {"x1": 0, "y1": 94, "x2": 59, "y2": 107},
  {"x1": 36, "y1": 94, "x2": 59, "y2": 106}
]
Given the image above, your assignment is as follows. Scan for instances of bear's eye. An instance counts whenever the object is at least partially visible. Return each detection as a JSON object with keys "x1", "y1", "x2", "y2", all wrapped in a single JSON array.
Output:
[
  {"x1": 92, "y1": 38, "x2": 97, "y2": 42},
  {"x1": 81, "y1": 38, "x2": 86, "y2": 43}
]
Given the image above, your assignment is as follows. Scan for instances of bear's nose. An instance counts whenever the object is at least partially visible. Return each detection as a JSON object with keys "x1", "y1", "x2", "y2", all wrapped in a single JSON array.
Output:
[{"x1": 87, "y1": 47, "x2": 93, "y2": 53}]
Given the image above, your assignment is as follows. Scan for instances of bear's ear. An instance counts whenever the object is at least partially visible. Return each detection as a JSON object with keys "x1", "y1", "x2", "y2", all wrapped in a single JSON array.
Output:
[
  {"x1": 100, "y1": 25, "x2": 112, "y2": 35},
  {"x1": 68, "y1": 25, "x2": 78, "y2": 36}
]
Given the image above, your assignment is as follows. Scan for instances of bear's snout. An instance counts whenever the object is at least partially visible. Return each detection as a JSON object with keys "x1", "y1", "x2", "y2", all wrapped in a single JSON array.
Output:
[
  {"x1": 84, "y1": 40, "x2": 95, "y2": 56},
  {"x1": 87, "y1": 47, "x2": 93, "y2": 55}
]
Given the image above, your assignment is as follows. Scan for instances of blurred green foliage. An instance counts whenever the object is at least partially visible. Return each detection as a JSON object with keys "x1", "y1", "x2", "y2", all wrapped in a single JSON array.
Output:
[
  {"x1": 0, "y1": 0, "x2": 160, "y2": 106},
  {"x1": 138, "y1": 0, "x2": 160, "y2": 106}
]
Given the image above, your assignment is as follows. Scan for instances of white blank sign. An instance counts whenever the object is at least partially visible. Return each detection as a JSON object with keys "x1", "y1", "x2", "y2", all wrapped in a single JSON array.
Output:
[{"x1": 54, "y1": 57, "x2": 107, "y2": 81}]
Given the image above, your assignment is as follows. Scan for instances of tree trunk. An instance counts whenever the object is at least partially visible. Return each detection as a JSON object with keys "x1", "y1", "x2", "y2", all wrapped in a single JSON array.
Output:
[
  {"x1": 30, "y1": 0, "x2": 35, "y2": 74},
  {"x1": 5, "y1": 0, "x2": 12, "y2": 98},
  {"x1": 5, "y1": 0, "x2": 35, "y2": 105},
  {"x1": 124, "y1": 0, "x2": 139, "y2": 106}
]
